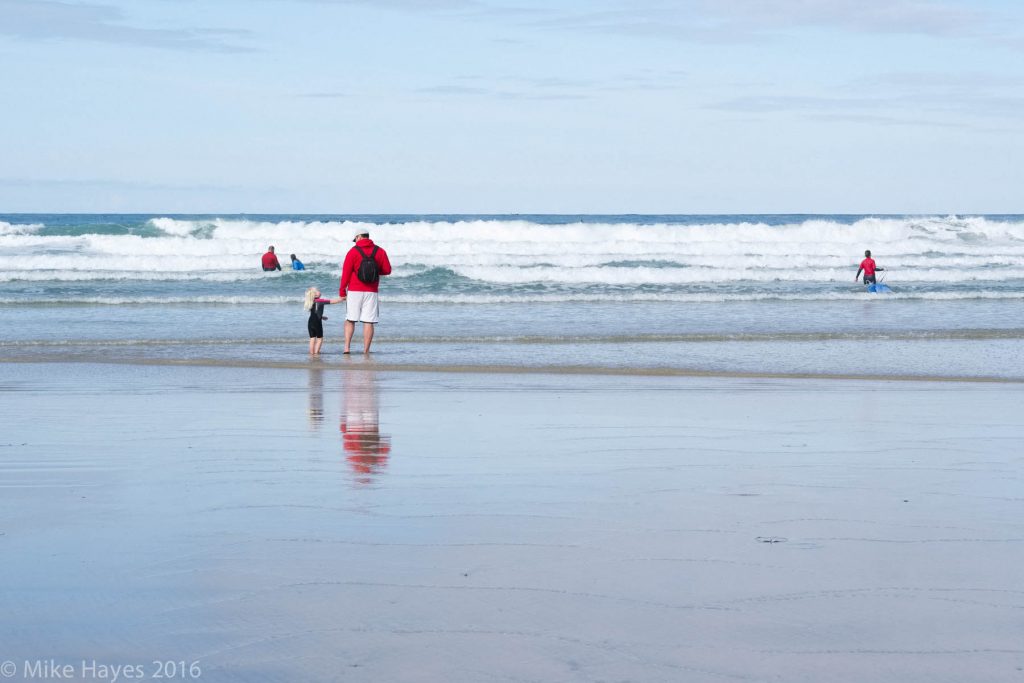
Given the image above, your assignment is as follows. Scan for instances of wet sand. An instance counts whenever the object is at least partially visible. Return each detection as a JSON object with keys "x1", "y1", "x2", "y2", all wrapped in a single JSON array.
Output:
[
  {"x1": 3, "y1": 353, "x2": 1022, "y2": 384},
  {"x1": 1, "y1": 362, "x2": 1022, "y2": 682}
]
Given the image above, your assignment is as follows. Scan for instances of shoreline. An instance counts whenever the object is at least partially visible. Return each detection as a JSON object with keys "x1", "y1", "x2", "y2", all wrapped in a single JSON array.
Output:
[{"x1": 3, "y1": 355, "x2": 1022, "y2": 384}]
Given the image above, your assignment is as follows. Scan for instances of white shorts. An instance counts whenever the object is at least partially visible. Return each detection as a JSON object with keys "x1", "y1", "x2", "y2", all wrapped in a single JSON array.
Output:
[{"x1": 345, "y1": 291, "x2": 380, "y2": 323}]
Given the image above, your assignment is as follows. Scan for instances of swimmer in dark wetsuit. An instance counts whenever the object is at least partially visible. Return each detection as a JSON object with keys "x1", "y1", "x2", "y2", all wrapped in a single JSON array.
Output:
[{"x1": 304, "y1": 287, "x2": 344, "y2": 356}]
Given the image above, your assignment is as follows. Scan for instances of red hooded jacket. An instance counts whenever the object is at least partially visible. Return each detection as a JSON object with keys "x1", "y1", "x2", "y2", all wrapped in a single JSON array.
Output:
[{"x1": 340, "y1": 238, "x2": 392, "y2": 295}]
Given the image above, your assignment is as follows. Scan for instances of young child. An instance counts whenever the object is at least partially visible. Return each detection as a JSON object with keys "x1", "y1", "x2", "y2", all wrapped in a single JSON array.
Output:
[{"x1": 304, "y1": 287, "x2": 344, "y2": 355}]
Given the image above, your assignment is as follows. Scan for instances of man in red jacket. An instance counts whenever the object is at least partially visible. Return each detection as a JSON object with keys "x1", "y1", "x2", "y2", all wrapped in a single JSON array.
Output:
[{"x1": 339, "y1": 232, "x2": 392, "y2": 354}]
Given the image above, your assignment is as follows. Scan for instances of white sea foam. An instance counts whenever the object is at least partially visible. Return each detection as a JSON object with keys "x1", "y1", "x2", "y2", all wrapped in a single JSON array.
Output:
[
  {"x1": 0, "y1": 270, "x2": 276, "y2": 283},
  {"x1": 3, "y1": 290, "x2": 1023, "y2": 305},
  {"x1": 0, "y1": 221, "x2": 43, "y2": 235},
  {"x1": 3, "y1": 216, "x2": 1024, "y2": 285},
  {"x1": 382, "y1": 290, "x2": 1024, "y2": 303},
  {"x1": 0, "y1": 295, "x2": 294, "y2": 305},
  {"x1": 446, "y1": 264, "x2": 1024, "y2": 284},
  {"x1": 148, "y1": 217, "x2": 213, "y2": 236}
]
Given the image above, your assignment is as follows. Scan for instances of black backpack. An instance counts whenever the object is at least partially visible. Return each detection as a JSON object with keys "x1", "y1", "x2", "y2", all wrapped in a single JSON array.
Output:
[{"x1": 355, "y1": 245, "x2": 380, "y2": 284}]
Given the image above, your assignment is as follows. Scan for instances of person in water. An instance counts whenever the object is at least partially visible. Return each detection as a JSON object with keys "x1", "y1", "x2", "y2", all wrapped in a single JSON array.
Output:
[
  {"x1": 262, "y1": 246, "x2": 282, "y2": 271},
  {"x1": 304, "y1": 287, "x2": 344, "y2": 356},
  {"x1": 339, "y1": 231, "x2": 392, "y2": 355},
  {"x1": 290, "y1": 254, "x2": 305, "y2": 270},
  {"x1": 855, "y1": 249, "x2": 884, "y2": 285}
]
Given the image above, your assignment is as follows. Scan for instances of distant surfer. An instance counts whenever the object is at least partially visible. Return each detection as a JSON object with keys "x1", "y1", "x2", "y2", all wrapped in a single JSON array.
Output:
[
  {"x1": 262, "y1": 246, "x2": 282, "y2": 271},
  {"x1": 290, "y1": 254, "x2": 305, "y2": 270},
  {"x1": 855, "y1": 249, "x2": 884, "y2": 286}
]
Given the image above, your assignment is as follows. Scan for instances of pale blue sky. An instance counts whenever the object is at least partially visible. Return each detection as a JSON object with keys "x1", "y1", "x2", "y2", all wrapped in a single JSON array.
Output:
[{"x1": 2, "y1": 0, "x2": 1023, "y2": 213}]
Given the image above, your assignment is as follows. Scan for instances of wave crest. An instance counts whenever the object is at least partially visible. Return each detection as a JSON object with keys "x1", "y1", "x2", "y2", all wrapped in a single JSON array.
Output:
[
  {"x1": 4, "y1": 215, "x2": 1024, "y2": 286},
  {"x1": 0, "y1": 221, "x2": 43, "y2": 236}
]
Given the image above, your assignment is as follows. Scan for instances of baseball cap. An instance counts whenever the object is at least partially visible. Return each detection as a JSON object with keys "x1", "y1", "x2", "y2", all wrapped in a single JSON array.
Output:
[{"x1": 353, "y1": 232, "x2": 369, "y2": 243}]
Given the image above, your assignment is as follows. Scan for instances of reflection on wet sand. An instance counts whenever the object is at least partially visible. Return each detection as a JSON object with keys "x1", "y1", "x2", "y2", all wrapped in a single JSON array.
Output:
[
  {"x1": 307, "y1": 367, "x2": 324, "y2": 428},
  {"x1": 340, "y1": 369, "x2": 391, "y2": 484}
]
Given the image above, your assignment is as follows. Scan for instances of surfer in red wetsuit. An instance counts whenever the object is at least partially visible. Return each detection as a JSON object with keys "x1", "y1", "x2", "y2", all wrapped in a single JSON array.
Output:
[
  {"x1": 262, "y1": 246, "x2": 282, "y2": 271},
  {"x1": 855, "y1": 249, "x2": 884, "y2": 285}
]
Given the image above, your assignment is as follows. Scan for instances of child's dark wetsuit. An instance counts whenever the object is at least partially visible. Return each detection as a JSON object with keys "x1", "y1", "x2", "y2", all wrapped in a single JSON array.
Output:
[{"x1": 308, "y1": 298, "x2": 331, "y2": 338}]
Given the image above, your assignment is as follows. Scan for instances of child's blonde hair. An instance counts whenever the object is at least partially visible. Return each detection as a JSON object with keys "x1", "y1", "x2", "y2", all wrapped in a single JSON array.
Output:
[{"x1": 303, "y1": 287, "x2": 320, "y2": 311}]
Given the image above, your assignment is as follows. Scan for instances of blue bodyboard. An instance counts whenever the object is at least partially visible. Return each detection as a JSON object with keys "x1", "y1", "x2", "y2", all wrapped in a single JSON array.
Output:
[{"x1": 866, "y1": 283, "x2": 893, "y2": 293}]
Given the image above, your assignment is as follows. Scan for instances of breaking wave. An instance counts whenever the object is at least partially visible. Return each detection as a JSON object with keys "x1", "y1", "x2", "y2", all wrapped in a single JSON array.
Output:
[{"x1": 2, "y1": 214, "x2": 1024, "y2": 290}]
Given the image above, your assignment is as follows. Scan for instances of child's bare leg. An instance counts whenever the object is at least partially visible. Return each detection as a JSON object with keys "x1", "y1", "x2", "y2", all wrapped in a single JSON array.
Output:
[
  {"x1": 314, "y1": 337, "x2": 324, "y2": 355},
  {"x1": 309, "y1": 337, "x2": 316, "y2": 355}
]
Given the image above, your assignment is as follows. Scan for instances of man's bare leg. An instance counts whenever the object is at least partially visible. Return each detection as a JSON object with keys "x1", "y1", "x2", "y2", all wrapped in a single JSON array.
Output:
[
  {"x1": 343, "y1": 320, "x2": 355, "y2": 354},
  {"x1": 363, "y1": 323, "x2": 375, "y2": 354}
]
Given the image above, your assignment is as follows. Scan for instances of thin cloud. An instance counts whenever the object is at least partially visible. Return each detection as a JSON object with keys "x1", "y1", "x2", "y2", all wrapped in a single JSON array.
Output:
[
  {"x1": 416, "y1": 84, "x2": 494, "y2": 95},
  {"x1": 266, "y1": 0, "x2": 553, "y2": 29},
  {"x1": 293, "y1": 0, "x2": 547, "y2": 17},
  {"x1": 261, "y1": 0, "x2": 1003, "y2": 44},
  {"x1": 285, "y1": 0, "x2": 483, "y2": 11},
  {"x1": 527, "y1": 0, "x2": 996, "y2": 42},
  {"x1": 527, "y1": 8, "x2": 745, "y2": 44},
  {"x1": 0, "y1": 0, "x2": 254, "y2": 52},
  {"x1": 851, "y1": 71, "x2": 1024, "y2": 90},
  {"x1": 707, "y1": 87, "x2": 1024, "y2": 128},
  {"x1": 0, "y1": 177, "x2": 261, "y2": 192},
  {"x1": 803, "y1": 112, "x2": 966, "y2": 129},
  {"x1": 417, "y1": 69, "x2": 688, "y2": 100},
  {"x1": 414, "y1": 83, "x2": 589, "y2": 100},
  {"x1": 703, "y1": 0, "x2": 988, "y2": 37},
  {"x1": 710, "y1": 94, "x2": 888, "y2": 113}
]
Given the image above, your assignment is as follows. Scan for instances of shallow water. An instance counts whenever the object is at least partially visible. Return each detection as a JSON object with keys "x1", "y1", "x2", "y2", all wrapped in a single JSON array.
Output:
[{"x1": 4, "y1": 299, "x2": 1023, "y2": 379}]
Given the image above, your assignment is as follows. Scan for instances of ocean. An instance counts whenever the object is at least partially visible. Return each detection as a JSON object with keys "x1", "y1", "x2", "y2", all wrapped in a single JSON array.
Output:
[{"x1": 2, "y1": 213, "x2": 1023, "y2": 379}]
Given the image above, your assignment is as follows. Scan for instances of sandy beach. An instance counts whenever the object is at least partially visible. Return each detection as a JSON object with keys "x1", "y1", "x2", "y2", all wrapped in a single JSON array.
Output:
[{"x1": 1, "y1": 361, "x2": 1021, "y2": 682}]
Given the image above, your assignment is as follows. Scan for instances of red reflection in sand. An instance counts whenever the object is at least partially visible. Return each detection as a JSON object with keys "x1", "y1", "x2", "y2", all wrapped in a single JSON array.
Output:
[{"x1": 340, "y1": 369, "x2": 391, "y2": 484}]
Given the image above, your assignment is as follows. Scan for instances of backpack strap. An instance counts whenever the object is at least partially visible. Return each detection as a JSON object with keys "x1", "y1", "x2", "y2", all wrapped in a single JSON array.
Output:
[{"x1": 370, "y1": 246, "x2": 379, "y2": 258}]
